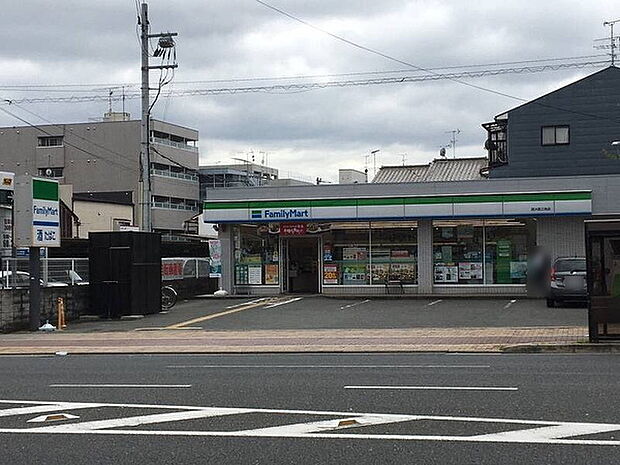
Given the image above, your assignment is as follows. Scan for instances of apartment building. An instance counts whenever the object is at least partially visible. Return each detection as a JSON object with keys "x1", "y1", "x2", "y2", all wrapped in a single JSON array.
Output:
[{"x1": 0, "y1": 113, "x2": 199, "y2": 239}]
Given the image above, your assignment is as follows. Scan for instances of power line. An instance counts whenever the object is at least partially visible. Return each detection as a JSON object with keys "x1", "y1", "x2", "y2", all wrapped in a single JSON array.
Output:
[
  {"x1": 0, "y1": 54, "x2": 607, "y2": 91},
  {"x1": 254, "y1": 0, "x2": 620, "y2": 123},
  {"x1": 0, "y1": 60, "x2": 606, "y2": 104}
]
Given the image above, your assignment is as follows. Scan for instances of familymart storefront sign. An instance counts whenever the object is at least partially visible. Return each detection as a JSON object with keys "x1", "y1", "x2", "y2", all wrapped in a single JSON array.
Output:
[{"x1": 204, "y1": 191, "x2": 592, "y2": 223}]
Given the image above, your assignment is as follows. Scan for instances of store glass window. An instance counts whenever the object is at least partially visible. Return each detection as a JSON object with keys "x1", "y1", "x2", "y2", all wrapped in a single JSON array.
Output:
[
  {"x1": 484, "y1": 220, "x2": 529, "y2": 284},
  {"x1": 233, "y1": 225, "x2": 280, "y2": 285},
  {"x1": 322, "y1": 223, "x2": 370, "y2": 285},
  {"x1": 321, "y1": 222, "x2": 418, "y2": 286},
  {"x1": 369, "y1": 222, "x2": 418, "y2": 284},
  {"x1": 433, "y1": 221, "x2": 484, "y2": 284}
]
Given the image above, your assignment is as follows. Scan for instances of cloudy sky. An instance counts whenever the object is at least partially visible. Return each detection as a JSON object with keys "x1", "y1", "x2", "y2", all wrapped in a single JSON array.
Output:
[{"x1": 0, "y1": 0, "x2": 617, "y2": 182}]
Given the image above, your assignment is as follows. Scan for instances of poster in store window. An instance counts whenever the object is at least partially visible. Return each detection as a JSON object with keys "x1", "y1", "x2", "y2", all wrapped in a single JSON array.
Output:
[
  {"x1": 510, "y1": 261, "x2": 528, "y2": 279},
  {"x1": 434, "y1": 265, "x2": 458, "y2": 283},
  {"x1": 343, "y1": 247, "x2": 367, "y2": 261},
  {"x1": 343, "y1": 264, "x2": 367, "y2": 285},
  {"x1": 235, "y1": 264, "x2": 249, "y2": 284},
  {"x1": 323, "y1": 263, "x2": 339, "y2": 284},
  {"x1": 248, "y1": 264, "x2": 262, "y2": 285},
  {"x1": 264, "y1": 264, "x2": 279, "y2": 284},
  {"x1": 390, "y1": 263, "x2": 416, "y2": 282},
  {"x1": 458, "y1": 262, "x2": 483, "y2": 280}
]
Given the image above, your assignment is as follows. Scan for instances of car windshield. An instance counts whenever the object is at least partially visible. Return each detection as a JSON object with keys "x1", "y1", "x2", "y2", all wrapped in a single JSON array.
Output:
[{"x1": 555, "y1": 259, "x2": 586, "y2": 272}]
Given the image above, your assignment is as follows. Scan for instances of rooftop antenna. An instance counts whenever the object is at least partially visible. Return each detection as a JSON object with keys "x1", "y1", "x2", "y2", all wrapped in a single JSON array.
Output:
[
  {"x1": 594, "y1": 19, "x2": 620, "y2": 66},
  {"x1": 122, "y1": 86, "x2": 126, "y2": 114},
  {"x1": 445, "y1": 129, "x2": 461, "y2": 158},
  {"x1": 108, "y1": 89, "x2": 113, "y2": 113},
  {"x1": 400, "y1": 153, "x2": 407, "y2": 166}
]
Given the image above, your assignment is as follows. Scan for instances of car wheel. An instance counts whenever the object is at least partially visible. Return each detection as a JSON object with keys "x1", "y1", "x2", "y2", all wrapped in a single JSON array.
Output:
[{"x1": 546, "y1": 298, "x2": 555, "y2": 308}]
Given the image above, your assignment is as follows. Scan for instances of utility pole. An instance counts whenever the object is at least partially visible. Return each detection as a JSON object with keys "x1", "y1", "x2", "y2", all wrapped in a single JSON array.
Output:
[
  {"x1": 594, "y1": 19, "x2": 620, "y2": 66},
  {"x1": 139, "y1": 1, "x2": 177, "y2": 231}
]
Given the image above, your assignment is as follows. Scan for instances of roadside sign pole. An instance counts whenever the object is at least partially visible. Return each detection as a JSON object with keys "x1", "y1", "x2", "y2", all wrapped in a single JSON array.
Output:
[{"x1": 29, "y1": 246, "x2": 41, "y2": 331}]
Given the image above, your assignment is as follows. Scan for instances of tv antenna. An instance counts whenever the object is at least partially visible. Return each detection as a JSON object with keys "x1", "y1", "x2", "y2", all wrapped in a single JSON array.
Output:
[
  {"x1": 594, "y1": 19, "x2": 620, "y2": 66},
  {"x1": 445, "y1": 129, "x2": 461, "y2": 158}
]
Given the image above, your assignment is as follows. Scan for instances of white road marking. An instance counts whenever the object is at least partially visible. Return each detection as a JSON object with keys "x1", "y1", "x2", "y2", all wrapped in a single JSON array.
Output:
[
  {"x1": 503, "y1": 299, "x2": 517, "y2": 309},
  {"x1": 240, "y1": 413, "x2": 417, "y2": 436},
  {"x1": 0, "y1": 403, "x2": 100, "y2": 418},
  {"x1": 344, "y1": 386, "x2": 518, "y2": 391},
  {"x1": 340, "y1": 299, "x2": 370, "y2": 310},
  {"x1": 263, "y1": 297, "x2": 303, "y2": 309},
  {"x1": 427, "y1": 299, "x2": 443, "y2": 306},
  {"x1": 0, "y1": 399, "x2": 618, "y2": 446},
  {"x1": 49, "y1": 384, "x2": 192, "y2": 388},
  {"x1": 33, "y1": 407, "x2": 251, "y2": 431},
  {"x1": 166, "y1": 365, "x2": 491, "y2": 369},
  {"x1": 225, "y1": 298, "x2": 268, "y2": 309}
]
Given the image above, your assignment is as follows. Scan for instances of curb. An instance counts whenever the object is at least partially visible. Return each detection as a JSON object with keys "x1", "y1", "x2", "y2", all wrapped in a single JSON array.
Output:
[{"x1": 501, "y1": 343, "x2": 620, "y2": 353}]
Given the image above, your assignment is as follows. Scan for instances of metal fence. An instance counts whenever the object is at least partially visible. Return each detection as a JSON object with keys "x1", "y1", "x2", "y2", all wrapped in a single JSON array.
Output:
[
  {"x1": 0, "y1": 258, "x2": 89, "y2": 289},
  {"x1": 0, "y1": 257, "x2": 212, "y2": 288}
]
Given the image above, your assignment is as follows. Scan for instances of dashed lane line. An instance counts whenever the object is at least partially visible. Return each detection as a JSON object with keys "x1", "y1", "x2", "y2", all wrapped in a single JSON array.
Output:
[
  {"x1": 166, "y1": 364, "x2": 491, "y2": 369},
  {"x1": 344, "y1": 385, "x2": 518, "y2": 391},
  {"x1": 49, "y1": 384, "x2": 192, "y2": 388},
  {"x1": 427, "y1": 299, "x2": 443, "y2": 307}
]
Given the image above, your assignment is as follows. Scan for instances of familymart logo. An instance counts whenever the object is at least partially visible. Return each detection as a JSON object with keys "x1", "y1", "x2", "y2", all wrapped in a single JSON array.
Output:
[{"x1": 251, "y1": 208, "x2": 310, "y2": 220}]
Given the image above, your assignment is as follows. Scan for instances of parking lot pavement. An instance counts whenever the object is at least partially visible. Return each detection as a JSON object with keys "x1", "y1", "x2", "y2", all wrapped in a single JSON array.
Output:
[{"x1": 65, "y1": 296, "x2": 587, "y2": 333}]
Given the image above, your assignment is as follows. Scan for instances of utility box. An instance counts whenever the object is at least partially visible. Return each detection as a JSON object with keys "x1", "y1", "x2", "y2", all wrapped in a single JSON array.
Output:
[
  {"x1": 585, "y1": 220, "x2": 620, "y2": 342},
  {"x1": 89, "y1": 231, "x2": 161, "y2": 318}
]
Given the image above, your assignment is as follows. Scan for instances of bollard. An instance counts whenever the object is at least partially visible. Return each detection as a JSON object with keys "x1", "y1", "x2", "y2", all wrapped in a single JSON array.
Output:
[{"x1": 57, "y1": 297, "x2": 67, "y2": 330}]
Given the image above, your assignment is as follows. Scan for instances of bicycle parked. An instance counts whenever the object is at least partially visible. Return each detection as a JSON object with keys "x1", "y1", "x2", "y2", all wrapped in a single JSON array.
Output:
[{"x1": 161, "y1": 285, "x2": 178, "y2": 310}]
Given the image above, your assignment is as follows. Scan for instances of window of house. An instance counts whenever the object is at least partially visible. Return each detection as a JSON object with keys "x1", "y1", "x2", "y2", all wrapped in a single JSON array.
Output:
[
  {"x1": 37, "y1": 136, "x2": 63, "y2": 147},
  {"x1": 541, "y1": 125, "x2": 569, "y2": 146}
]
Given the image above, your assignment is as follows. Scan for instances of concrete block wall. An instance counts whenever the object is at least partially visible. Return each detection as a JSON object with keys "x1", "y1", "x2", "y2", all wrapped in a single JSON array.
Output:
[{"x1": 0, "y1": 286, "x2": 89, "y2": 333}]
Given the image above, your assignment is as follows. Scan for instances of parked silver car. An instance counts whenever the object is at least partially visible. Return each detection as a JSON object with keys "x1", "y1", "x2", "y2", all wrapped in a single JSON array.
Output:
[{"x1": 547, "y1": 257, "x2": 587, "y2": 307}]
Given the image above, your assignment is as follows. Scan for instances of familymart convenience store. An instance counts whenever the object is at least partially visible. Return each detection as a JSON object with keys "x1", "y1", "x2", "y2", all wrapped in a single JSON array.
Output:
[{"x1": 203, "y1": 176, "x2": 615, "y2": 296}]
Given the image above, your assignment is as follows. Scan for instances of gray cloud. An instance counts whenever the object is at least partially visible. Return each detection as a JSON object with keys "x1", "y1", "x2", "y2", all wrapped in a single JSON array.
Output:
[{"x1": 0, "y1": 0, "x2": 617, "y2": 179}]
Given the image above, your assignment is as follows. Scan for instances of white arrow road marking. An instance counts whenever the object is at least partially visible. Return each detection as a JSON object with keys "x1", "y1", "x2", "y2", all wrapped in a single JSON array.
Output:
[{"x1": 0, "y1": 400, "x2": 617, "y2": 446}]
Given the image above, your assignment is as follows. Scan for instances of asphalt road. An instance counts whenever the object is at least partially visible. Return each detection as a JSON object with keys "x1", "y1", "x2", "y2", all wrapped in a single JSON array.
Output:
[
  {"x1": 68, "y1": 296, "x2": 588, "y2": 332},
  {"x1": 0, "y1": 352, "x2": 617, "y2": 464}
]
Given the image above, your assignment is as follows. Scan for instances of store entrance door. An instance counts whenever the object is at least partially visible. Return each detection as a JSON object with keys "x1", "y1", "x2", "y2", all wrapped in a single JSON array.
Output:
[{"x1": 285, "y1": 237, "x2": 319, "y2": 293}]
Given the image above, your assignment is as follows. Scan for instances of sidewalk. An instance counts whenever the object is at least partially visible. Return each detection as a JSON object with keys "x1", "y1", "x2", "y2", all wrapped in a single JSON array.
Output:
[{"x1": 0, "y1": 326, "x2": 589, "y2": 354}]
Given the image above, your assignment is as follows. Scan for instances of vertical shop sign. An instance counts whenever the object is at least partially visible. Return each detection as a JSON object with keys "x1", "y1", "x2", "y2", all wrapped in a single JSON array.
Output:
[
  {"x1": 208, "y1": 239, "x2": 222, "y2": 278},
  {"x1": 496, "y1": 239, "x2": 512, "y2": 284}
]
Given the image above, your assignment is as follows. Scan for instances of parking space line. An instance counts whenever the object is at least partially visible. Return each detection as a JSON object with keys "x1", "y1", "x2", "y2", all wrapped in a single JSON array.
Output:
[
  {"x1": 164, "y1": 300, "x2": 270, "y2": 329},
  {"x1": 340, "y1": 299, "x2": 370, "y2": 310},
  {"x1": 264, "y1": 297, "x2": 304, "y2": 309},
  {"x1": 503, "y1": 299, "x2": 517, "y2": 309},
  {"x1": 427, "y1": 299, "x2": 443, "y2": 306}
]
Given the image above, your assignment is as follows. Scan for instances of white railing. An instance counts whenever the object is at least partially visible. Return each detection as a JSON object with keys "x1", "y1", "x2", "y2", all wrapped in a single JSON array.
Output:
[
  {"x1": 0, "y1": 258, "x2": 89, "y2": 289},
  {"x1": 151, "y1": 168, "x2": 198, "y2": 182}
]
